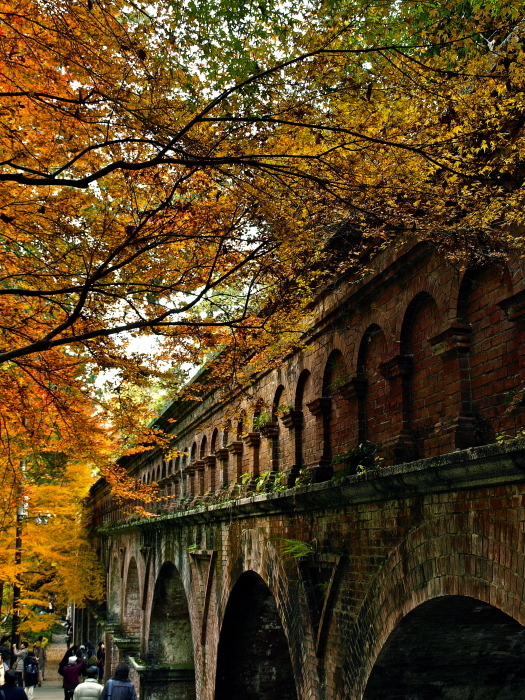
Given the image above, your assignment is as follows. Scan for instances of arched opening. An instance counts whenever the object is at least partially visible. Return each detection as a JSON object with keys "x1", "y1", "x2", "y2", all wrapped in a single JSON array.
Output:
[
  {"x1": 146, "y1": 562, "x2": 195, "y2": 699},
  {"x1": 356, "y1": 324, "x2": 389, "y2": 447},
  {"x1": 271, "y1": 385, "x2": 285, "y2": 472},
  {"x1": 293, "y1": 369, "x2": 311, "y2": 479},
  {"x1": 123, "y1": 557, "x2": 141, "y2": 637},
  {"x1": 399, "y1": 292, "x2": 444, "y2": 461},
  {"x1": 322, "y1": 350, "x2": 348, "y2": 466},
  {"x1": 211, "y1": 428, "x2": 218, "y2": 453},
  {"x1": 215, "y1": 571, "x2": 298, "y2": 700},
  {"x1": 222, "y1": 422, "x2": 230, "y2": 447},
  {"x1": 363, "y1": 595, "x2": 525, "y2": 699},
  {"x1": 200, "y1": 435, "x2": 207, "y2": 459}
]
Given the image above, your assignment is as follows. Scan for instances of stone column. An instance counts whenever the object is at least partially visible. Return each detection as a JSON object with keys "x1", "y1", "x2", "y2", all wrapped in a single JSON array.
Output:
[
  {"x1": 215, "y1": 448, "x2": 229, "y2": 488},
  {"x1": 280, "y1": 410, "x2": 303, "y2": 485},
  {"x1": 339, "y1": 377, "x2": 368, "y2": 444},
  {"x1": 499, "y1": 290, "x2": 525, "y2": 432},
  {"x1": 306, "y1": 396, "x2": 332, "y2": 481},
  {"x1": 243, "y1": 432, "x2": 261, "y2": 482},
  {"x1": 429, "y1": 321, "x2": 476, "y2": 450},
  {"x1": 204, "y1": 455, "x2": 217, "y2": 494},
  {"x1": 227, "y1": 441, "x2": 244, "y2": 483},
  {"x1": 379, "y1": 355, "x2": 417, "y2": 464},
  {"x1": 194, "y1": 461, "x2": 205, "y2": 498}
]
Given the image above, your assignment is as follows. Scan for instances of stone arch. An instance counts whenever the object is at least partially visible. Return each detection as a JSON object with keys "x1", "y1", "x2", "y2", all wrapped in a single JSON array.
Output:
[
  {"x1": 213, "y1": 527, "x2": 309, "y2": 700},
  {"x1": 363, "y1": 594, "x2": 525, "y2": 699},
  {"x1": 350, "y1": 312, "x2": 395, "y2": 373},
  {"x1": 394, "y1": 273, "x2": 449, "y2": 342},
  {"x1": 215, "y1": 570, "x2": 299, "y2": 700},
  {"x1": 343, "y1": 513, "x2": 525, "y2": 699},
  {"x1": 190, "y1": 442, "x2": 197, "y2": 462},
  {"x1": 146, "y1": 560, "x2": 195, "y2": 700},
  {"x1": 123, "y1": 556, "x2": 141, "y2": 637}
]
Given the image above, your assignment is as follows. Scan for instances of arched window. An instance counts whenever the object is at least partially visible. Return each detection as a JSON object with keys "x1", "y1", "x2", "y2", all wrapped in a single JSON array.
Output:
[
  {"x1": 200, "y1": 435, "x2": 207, "y2": 459},
  {"x1": 211, "y1": 428, "x2": 218, "y2": 453},
  {"x1": 400, "y1": 292, "x2": 444, "y2": 460}
]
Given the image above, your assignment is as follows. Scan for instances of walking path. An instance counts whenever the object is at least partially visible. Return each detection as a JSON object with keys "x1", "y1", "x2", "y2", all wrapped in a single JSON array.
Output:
[{"x1": 31, "y1": 634, "x2": 66, "y2": 700}]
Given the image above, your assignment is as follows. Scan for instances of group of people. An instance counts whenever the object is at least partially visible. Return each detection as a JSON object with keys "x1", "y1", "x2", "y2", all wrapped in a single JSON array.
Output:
[
  {"x1": 0, "y1": 636, "x2": 48, "y2": 700},
  {"x1": 60, "y1": 660, "x2": 136, "y2": 700},
  {"x1": 0, "y1": 635, "x2": 136, "y2": 700}
]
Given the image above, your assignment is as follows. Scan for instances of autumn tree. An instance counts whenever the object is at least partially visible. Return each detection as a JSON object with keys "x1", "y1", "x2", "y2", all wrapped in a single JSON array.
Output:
[
  {"x1": 1, "y1": 0, "x2": 525, "y2": 630},
  {"x1": 1, "y1": 0, "x2": 524, "y2": 374}
]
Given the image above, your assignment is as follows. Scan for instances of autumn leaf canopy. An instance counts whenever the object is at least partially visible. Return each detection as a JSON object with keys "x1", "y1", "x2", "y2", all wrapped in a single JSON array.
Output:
[{"x1": 1, "y1": 0, "x2": 525, "y2": 623}]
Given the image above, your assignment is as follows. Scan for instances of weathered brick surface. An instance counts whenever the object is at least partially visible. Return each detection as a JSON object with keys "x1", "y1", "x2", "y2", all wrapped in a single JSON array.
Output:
[{"x1": 88, "y1": 242, "x2": 525, "y2": 699}]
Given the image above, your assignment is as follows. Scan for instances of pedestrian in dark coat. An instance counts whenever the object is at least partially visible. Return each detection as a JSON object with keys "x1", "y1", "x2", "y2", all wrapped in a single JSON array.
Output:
[
  {"x1": 22, "y1": 653, "x2": 39, "y2": 700},
  {"x1": 62, "y1": 657, "x2": 84, "y2": 700},
  {"x1": 1, "y1": 670, "x2": 28, "y2": 700},
  {"x1": 96, "y1": 644, "x2": 105, "y2": 681},
  {"x1": 99, "y1": 664, "x2": 137, "y2": 700}
]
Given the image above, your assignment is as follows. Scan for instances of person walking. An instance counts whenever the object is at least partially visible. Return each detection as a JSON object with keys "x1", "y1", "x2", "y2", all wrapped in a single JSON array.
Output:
[
  {"x1": 1, "y1": 670, "x2": 28, "y2": 700},
  {"x1": 12, "y1": 643, "x2": 28, "y2": 687},
  {"x1": 96, "y1": 644, "x2": 105, "y2": 682},
  {"x1": 99, "y1": 664, "x2": 137, "y2": 700},
  {"x1": 73, "y1": 666, "x2": 103, "y2": 700},
  {"x1": 0, "y1": 636, "x2": 10, "y2": 664},
  {"x1": 32, "y1": 640, "x2": 46, "y2": 681},
  {"x1": 62, "y1": 656, "x2": 84, "y2": 700},
  {"x1": 22, "y1": 651, "x2": 39, "y2": 700}
]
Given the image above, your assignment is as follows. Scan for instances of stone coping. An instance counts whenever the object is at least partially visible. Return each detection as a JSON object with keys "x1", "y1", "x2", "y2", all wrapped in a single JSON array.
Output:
[{"x1": 102, "y1": 438, "x2": 525, "y2": 532}]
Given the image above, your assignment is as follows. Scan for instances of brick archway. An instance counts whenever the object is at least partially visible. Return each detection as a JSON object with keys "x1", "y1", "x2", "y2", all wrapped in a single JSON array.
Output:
[
  {"x1": 345, "y1": 513, "x2": 525, "y2": 699},
  {"x1": 123, "y1": 556, "x2": 142, "y2": 637},
  {"x1": 213, "y1": 527, "x2": 314, "y2": 700},
  {"x1": 362, "y1": 594, "x2": 525, "y2": 698}
]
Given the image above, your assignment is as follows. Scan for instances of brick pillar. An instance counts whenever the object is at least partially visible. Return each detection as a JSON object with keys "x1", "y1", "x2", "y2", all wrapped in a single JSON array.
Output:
[
  {"x1": 243, "y1": 432, "x2": 261, "y2": 481},
  {"x1": 429, "y1": 321, "x2": 477, "y2": 450},
  {"x1": 227, "y1": 441, "x2": 244, "y2": 483},
  {"x1": 104, "y1": 626, "x2": 120, "y2": 682},
  {"x1": 306, "y1": 396, "x2": 332, "y2": 481},
  {"x1": 339, "y1": 377, "x2": 368, "y2": 443},
  {"x1": 194, "y1": 461, "x2": 205, "y2": 497},
  {"x1": 204, "y1": 455, "x2": 217, "y2": 494},
  {"x1": 499, "y1": 290, "x2": 525, "y2": 432},
  {"x1": 280, "y1": 410, "x2": 303, "y2": 485},
  {"x1": 186, "y1": 465, "x2": 196, "y2": 500},
  {"x1": 215, "y1": 448, "x2": 229, "y2": 488},
  {"x1": 379, "y1": 354, "x2": 417, "y2": 464}
]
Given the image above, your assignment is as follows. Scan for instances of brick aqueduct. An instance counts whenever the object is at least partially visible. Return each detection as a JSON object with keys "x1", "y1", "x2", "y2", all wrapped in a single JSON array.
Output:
[{"x1": 86, "y1": 241, "x2": 525, "y2": 700}]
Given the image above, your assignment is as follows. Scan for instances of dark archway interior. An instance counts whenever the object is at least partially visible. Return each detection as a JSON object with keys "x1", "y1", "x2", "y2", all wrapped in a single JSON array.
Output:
[
  {"x1": 215, "y1": 571, "x2": 298, "y2": 700},
  {"x1": 364, "y1": 595, "x2": 525, "y2": 699},
  {"x1": 148, "y1": 562, "x2": 194, "y2": 667}
]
